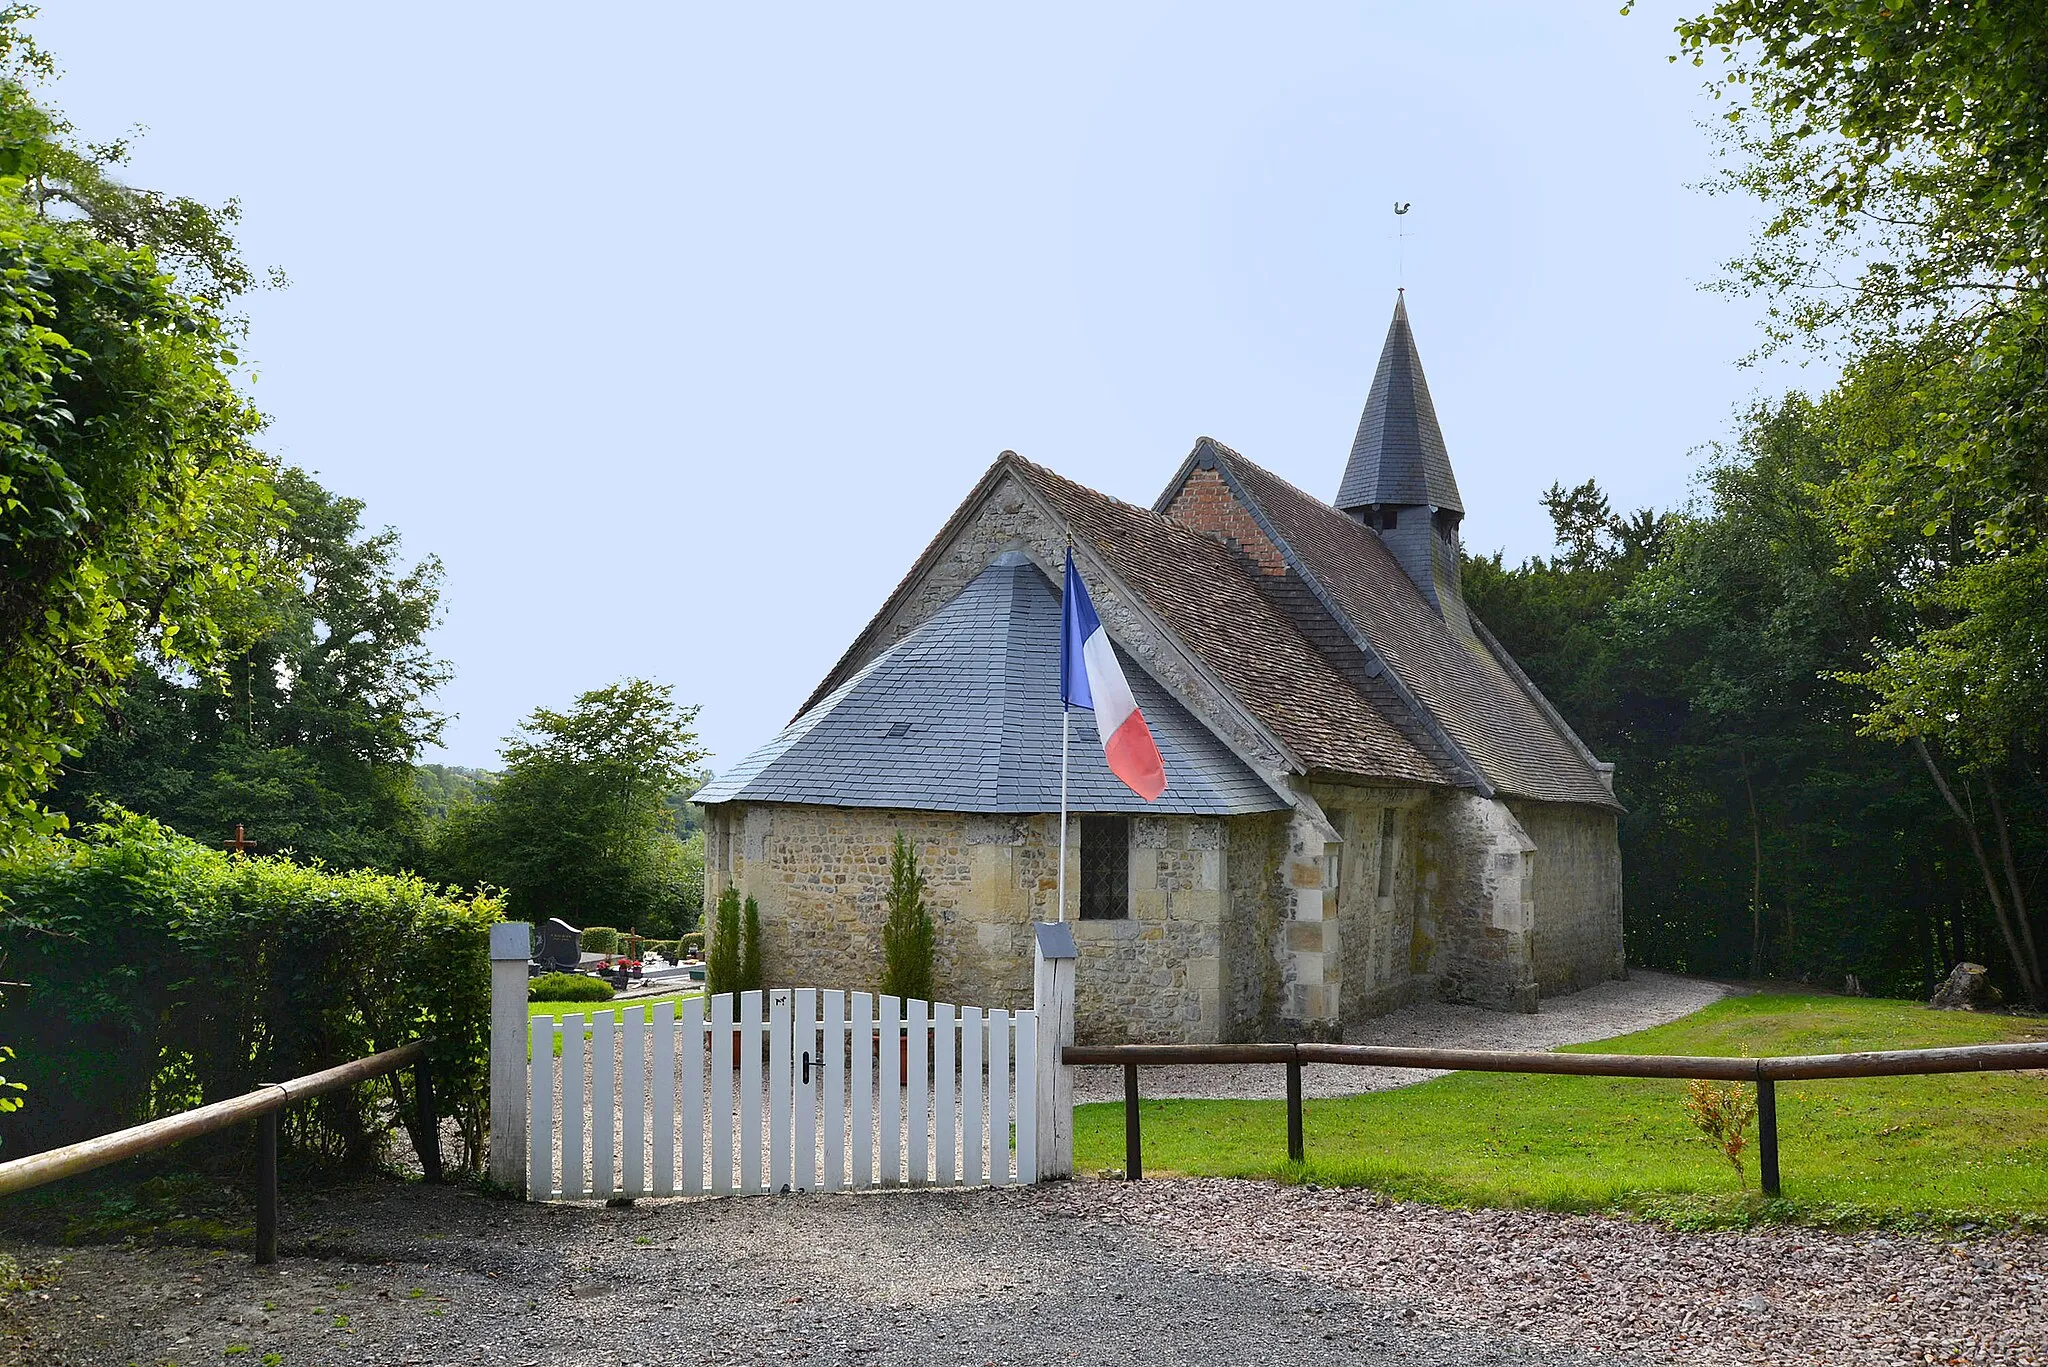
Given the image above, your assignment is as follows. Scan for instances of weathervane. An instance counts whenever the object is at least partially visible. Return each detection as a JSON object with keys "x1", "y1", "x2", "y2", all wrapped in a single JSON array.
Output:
[{"x1": 1394, "y1": 201, "x2": 1413, "y2": 288}]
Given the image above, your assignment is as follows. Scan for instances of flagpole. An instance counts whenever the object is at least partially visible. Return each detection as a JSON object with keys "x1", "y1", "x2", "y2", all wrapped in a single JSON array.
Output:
[{"x1": 1057, "y1": 704, "x2": 1070, "y2": 922}]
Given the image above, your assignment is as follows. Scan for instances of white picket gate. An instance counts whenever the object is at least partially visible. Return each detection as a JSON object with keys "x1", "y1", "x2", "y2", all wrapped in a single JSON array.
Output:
[{"x1": 525, "y1": 988, "x2": 1038, "y2": 1200}]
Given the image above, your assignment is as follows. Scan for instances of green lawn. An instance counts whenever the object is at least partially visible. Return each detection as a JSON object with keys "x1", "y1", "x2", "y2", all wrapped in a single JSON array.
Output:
[
  {"x1": 1073, "y1": 993, "x2": 2048, "y2": 1231},
  {"x1": 527, "y1": 990, "x2": 703, "y2": 1056},
  {"x1": 526, "y1": 990, "x2": 700, "y2": 1020}
]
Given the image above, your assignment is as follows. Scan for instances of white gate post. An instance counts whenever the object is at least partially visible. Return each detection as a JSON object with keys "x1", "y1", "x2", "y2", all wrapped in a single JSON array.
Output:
[
  {"x1": 488, "y1": 922, "x2": 532, "y2": 1192},
  {"x1": 1032, "y1": 922, "x2": 1077, "y2": 1180}
]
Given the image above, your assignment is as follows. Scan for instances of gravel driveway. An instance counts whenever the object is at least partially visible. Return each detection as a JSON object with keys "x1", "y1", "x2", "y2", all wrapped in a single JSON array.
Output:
[
  {"x1": 6, "y1": 1173, "x2": 2039, "y2": 1366},
  {"x1": 1075, "y1": 969, "x2": 1730, "y2": 1103}
]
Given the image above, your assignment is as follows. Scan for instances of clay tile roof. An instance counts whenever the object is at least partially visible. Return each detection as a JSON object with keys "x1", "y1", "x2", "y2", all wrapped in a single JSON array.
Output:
[
  {"x1": 1201, "y1": 443, "x2": 1619, "y2": 809},
  {"x1": 1002, "y1": 456, "x2": 1453, "y2": 789}
]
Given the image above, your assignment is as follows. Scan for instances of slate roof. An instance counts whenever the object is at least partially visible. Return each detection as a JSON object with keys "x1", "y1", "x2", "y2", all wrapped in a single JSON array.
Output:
[
  {"x1": 1185, "y1": 442, "x2": 1619, "y2": 809},
  {"x1": 694, "y1": 553, "x2": 1290, "y2": 815},
  {"x1": 1335, "y1": 293, "x2": 1463, "y2": 515}
]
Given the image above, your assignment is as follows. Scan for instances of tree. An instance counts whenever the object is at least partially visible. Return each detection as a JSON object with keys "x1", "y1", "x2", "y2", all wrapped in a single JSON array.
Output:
[
  {"x1": 879, "y1": 832, "x2": 935, "y2": 1005},
  {"x1": 705, "y1": 885, "x2": 742, "y2": 999},
  {"x1": 0, "y1": 13, "x2": 283, "y2": 853},
  {"x1": 434, "y1": 679, "x2": 708, "y2": 936},
  {"x1": 51, "y1": 468, "x2": 450, "y2": 870},
  {"x1": 1648, "y1": 0, "x2": 2048, "y2": 1005}
]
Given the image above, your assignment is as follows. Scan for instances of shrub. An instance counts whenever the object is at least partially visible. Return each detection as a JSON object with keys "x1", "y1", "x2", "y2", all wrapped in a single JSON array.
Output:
[
  {"x1": 705, "y1": 887, "x2": 741, "y2": 998},
  {"x1": 879, "y1": 833, "x2": 935, "y2": 1004},
  {"x1": 739, "y1": 897, "x2": 763, "y2": 993},
  {"x1": 528, "y1": 973, "x2": 614, "y2": 1003},
  {"x1": 1681, "y1": 1078, "x2": 1757, "y2": 1188},
  {"x1": 580, "y1": 925, "x2": 619, "y2": 955},
  {"x1": 681, "y1": 931, "x2": 705, "y2": 960},
  {"x1": 0, "y1": 810, "x2": 500, "y2": 1168}
]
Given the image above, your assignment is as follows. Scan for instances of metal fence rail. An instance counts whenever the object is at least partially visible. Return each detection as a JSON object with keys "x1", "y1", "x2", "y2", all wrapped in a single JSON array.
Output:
[
  {"x1": 0, "y1": 1039, "x2": 437, "y2": 1262},
  {"x1": 1065, "y1": 1039, "x2": 2048, "y2": 1194}
]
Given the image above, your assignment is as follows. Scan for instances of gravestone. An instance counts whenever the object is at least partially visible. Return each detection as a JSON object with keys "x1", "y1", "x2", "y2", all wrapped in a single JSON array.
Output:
[{"x1": 536, "y1": 918, "x2": 582, "y2": 974}]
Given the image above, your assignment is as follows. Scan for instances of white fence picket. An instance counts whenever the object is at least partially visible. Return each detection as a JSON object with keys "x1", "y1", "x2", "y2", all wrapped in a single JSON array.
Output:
[
  {"x1": 822, "y1": 990, "x2": 845, "y2": 1192},
  {"x1": 793, "y1": 989, "x2": 817, "y2": 1193},
  {"x1": 851, "y1": 992, "x2": 873, "y2": 1188},
  {"x1": 988, "y1": 1007, "x2": 1010, "y2": 1186},
  {"x1": 710, "y1": 993, "x2": 734, "y2": 1195},
  {"x1": 652, "y1": 1002, "x2": 675, "y2": 1197},
  {"x1": 739, "y1": 991, "x2": 763, "y2": 1194},
  {"x1": 768, "y1": 990, "x2": 792, "y2": 1194},
  {"x1": 680, "y1": 996, "x2": 705, "y2": 1196},
  {"x1": 961, "y1": 1005, "x2": 984, "y2": 1185},
  {"x1": 528, "y1": 1017, "x2": 552, "y2": 1198},
  {"x1": 592, "y1": 1010, "x2": 616, "y2": 1197},
  {"x1": 907, "y1": 998, "x2": 929, "y2": 1184},
  {"x1": 933, "y1": 1002, "x2": 956, "y2": 1185},
  {"x1": 1015, "y1": 1008, "x2": 1038, "y2": 1184},
  {"x1": 562, "y1": 1011, "x2": 587, "y2": 1200},
  {"x1": 878, "y1": 995, "x2": 902, "y2": 1185},
  {"x1": 622, "y1": 1005, "x2": 646, "y2": 1198}
]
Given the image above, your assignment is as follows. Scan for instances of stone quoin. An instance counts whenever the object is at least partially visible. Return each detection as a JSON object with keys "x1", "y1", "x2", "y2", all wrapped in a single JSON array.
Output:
[{"x1": 696, "y1": 295, "x2": 1625, "y2": 1043}]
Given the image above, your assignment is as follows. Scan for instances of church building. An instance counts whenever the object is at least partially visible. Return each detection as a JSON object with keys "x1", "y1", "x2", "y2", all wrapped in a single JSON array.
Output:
[{"x1": 696, "y1": 296, "x2": 1624, "y2": 1044}]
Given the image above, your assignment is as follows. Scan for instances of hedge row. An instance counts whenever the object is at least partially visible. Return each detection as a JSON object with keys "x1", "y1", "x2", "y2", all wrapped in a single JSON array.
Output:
[{"x1": 0, "y1": 811, "x2": 500, "y2": 1169}]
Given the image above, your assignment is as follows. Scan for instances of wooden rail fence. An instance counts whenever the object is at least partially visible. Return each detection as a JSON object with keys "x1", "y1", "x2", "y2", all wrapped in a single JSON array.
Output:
[
  {"x1": 0, "y1": 1040, "x2": 437, "y2": 1263},
  {"x1": 1064, "y1": 1039, "x2": 2048, "y2": 1194}
]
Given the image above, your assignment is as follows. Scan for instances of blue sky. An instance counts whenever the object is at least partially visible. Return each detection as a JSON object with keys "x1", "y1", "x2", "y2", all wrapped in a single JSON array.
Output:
[{"x1": 39, "y1": 3, "x2": 1815, "y2": 772}]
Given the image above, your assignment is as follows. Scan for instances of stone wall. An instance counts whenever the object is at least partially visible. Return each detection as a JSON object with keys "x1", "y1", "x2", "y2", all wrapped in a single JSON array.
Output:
[
  {"x1": 706, "y1": 802, "x2": 1235, "y2": 1044},
  {"x1": 1418, "y1": 792, "x2": 1540, "y2": 1013},
  {"x1": 1507, "y1": 800, "x2": 1626, "y2": 995},
  {"x1": 1307, "y1": 783, "x2": 1438, "y2": 1025},
  {"x1": 1222, "y1": 813, "x2": 1284, "y2": 1041}
]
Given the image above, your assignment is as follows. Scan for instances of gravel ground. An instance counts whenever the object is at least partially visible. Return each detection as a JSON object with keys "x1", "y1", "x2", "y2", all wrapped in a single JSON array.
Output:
[
  {"x1": 5, "y1": 1175, "x2": 2039, "y2": 1366},
  {"x1": 1075, "y1": 970, "x2": 1730, "y2": 1103}
]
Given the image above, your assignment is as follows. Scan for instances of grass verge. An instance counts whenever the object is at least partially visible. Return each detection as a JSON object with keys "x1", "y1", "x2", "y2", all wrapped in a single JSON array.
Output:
[{"x1": 1072, "y1": 993, "x2": 2048, "y2": 1232}]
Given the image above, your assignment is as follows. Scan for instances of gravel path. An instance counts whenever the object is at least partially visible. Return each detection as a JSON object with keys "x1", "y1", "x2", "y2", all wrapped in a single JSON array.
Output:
[
  {"x1": 1075, "y1": 970, "x2": 1730, "y2": 1103},
  {"x1": 6, "y1": 1175, "x2": 2039, "y2": 1366}
]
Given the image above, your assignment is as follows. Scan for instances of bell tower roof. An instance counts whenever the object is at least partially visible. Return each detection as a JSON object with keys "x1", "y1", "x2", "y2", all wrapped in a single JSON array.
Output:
[{"x1": 1335, "y1": 292, "x2": 1463, "y2": 516}]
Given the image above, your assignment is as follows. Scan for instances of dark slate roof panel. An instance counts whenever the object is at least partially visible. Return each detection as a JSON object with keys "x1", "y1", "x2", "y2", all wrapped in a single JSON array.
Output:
[
  {"x1": 1206, "y1": 446, "x2": 1620, "y2": 809},
  {"x1": 1335, "y1": 293, "x2": 1463, "y2": 514},
  {"x1": 697, "y1": 554, "x2": 1291, "y2": 815}
]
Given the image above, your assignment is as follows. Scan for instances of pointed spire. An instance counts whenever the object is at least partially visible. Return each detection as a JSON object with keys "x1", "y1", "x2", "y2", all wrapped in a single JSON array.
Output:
[{"x1": 1335, "y1": 292, "x2": 1462, "y2": 516}]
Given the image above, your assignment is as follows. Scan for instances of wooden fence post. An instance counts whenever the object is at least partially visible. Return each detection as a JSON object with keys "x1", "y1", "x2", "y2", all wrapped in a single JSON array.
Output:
[
  {"x1": 488, "y1": 922, "x2": 532, "y2": 1193},
  {"x1": 1285, "y1": 1055, "x2": 1304, "y2": 1164},
  {"x1": 1032, "y1": 922, "x2": 1077, "y2": 1182},
  {"x1": 1756, "y1": 1074, "x2": 1780, "y2": 1198},
  {"x1": 254, "y1": 1110, "x2": 278, "y2": 1265}
]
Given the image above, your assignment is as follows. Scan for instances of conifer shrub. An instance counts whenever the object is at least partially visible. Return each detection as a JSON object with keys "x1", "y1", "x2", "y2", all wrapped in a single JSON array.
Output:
[
  {"x1": 0, "y1": 810, "x2": 499, "y2": 1167},
  {"x1": 705, "y1": 886, "x2": 742, "y2": 999},
  {"x1": 1681, "y1": 1078, "x2": 1757, "y2": 1188},
  {"x1": 879, "y1": 833, "x2": 935, "y2": 1005},
  {"x1": 528, "y1": 972, "x2": 615, "y2": 1003},
  {"x1": 739, "y1": 896, "x2": 763, "y2": 994}
]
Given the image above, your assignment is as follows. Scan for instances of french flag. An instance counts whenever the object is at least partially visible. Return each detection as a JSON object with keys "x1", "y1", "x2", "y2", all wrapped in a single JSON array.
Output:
[{"x1": 1061, "y1": 549, "x2": 1167, "y2": 801}]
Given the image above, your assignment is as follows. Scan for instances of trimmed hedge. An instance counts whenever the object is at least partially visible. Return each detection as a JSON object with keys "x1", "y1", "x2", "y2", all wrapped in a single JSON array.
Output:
[
  {"x1": 0, "y1": 811, "x2": 500, "y2": 1169},
  {"x1": 528, "y1": 972, "x2": 614, "y2": 1003},
  {"x1": 581, "y1": 925, "x2": 620, "y2": 955},
  {"x1": 681, "y1": 931, "x2": 704, "y2": 960}
]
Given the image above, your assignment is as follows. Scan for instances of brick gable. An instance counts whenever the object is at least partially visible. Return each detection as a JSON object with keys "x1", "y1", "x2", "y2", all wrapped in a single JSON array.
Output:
[{"x1": 1160, "y1": 467, "x2": 1288, "y2": 576}]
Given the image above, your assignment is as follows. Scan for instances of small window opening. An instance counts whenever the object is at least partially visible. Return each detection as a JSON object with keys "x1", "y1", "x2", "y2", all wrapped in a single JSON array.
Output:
[
  {"x1": 1079, "y1": 815, "x2": 1130, "y2": 920},
  {"x1": 1376, "y1": 808, "x2": 1398, "y2": 899},
  {"x1": 1379, "y1": 507, "x2": 1399, "y2": 531},
  {"x1": 1323, "y1": 843, "x2": 1342, "y2": 892}
]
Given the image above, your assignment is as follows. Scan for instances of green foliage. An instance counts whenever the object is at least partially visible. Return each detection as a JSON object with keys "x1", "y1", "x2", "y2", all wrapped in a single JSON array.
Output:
[
  {"x1": 879, "y1": 833, "x2": 935, "y2": 1004},
  {"x1": 1075, "y1": 994, "x2": 2048, "y2": 1231},
  {"x1": 0, "y1": 20, "x2": 283, "y2": 853},
  {"x1": 580, "y1": 925, "x2": 619, "y2": 955},
  {"x1": 705, "y1": 886, "x2": 741, "y2": 999},
  {"x1": 1680, "y1": 1079, "x2": 1756, "y2": 1188},
  {"x1": 51, "y1": 467, "x2": 450, "y2": 871},
  {"x1": 527, "y1": 972, "x2": 613, "y2": 1004},
  {"x1": 739, "y1": 896, "x2": 763, "y2": 994},
  {"x1": 430, "y1": 679, "x2": 707, "y2": 937},
  {"x1": 412, "y1": 764, "x2": 497, "y2": 821},
  {"x1": 0, "y1": 809, "x2": 499, "y2": 1167},
  {"x1": 681, "y1": 931, "x2": 704, "y2": 960}
]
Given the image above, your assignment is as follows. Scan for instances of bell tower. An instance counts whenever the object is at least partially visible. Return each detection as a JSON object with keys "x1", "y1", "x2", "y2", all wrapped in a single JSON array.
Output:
[{"x1": 1334, "y1": 292, "x2": 1469, "y2": 635}]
